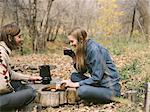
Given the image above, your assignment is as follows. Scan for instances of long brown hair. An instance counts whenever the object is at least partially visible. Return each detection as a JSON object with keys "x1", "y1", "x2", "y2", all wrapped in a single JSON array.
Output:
[
  {"x1": 0, "y1": 22, "x2": 20, "y2": 50},
  {"x1": 68, "y1": 27, "x2": 87, "y2": 72}
]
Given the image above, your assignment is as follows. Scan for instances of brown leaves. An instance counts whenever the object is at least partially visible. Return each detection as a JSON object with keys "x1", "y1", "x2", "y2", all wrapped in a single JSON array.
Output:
[
  {"x1": 10, "y1": 48, "x2": 145, "y2": 111},
  {"x1": 10, "y1": 53, "x2": 74, "y2": 79}
]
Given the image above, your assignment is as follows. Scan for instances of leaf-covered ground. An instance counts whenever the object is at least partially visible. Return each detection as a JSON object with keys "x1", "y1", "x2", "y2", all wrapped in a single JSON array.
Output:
[{"x1": 10, "y1": 41, "x2": 150, "y2": 112}]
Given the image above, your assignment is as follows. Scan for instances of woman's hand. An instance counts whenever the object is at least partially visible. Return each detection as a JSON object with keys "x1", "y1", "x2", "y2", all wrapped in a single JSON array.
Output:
[
  {"x1": 29, "y1": 76, "x2": 42, "y2": 81},
  {"x1": 61, "y1": 79, "x2": 79, "y2": 88}
]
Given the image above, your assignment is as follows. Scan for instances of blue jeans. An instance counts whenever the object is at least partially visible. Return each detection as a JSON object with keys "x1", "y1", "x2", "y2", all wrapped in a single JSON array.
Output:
[
  {"x1": 0, "y1": 80, "x2": 36, "y2": 111},
  {"x1": 71, "y1": 73, "x2": 121, "y2": 104}
]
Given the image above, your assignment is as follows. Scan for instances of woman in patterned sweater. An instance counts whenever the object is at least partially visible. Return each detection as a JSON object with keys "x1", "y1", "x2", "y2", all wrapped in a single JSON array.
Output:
[{"x1": 0, "y1": 23, "x2": 41, "y2": 111}]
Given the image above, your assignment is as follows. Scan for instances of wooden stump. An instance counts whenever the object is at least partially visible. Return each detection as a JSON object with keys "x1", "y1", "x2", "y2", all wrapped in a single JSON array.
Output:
[
  {"x1": 144, "y1": 83, "x2": 150, "y2": 112},
  {"x1": 33, "y1": 84, "x2": 68, "y2": 107},
  {"x1": 34, "y1": 91, "x2": 41, "y2": 103},
  {"x1": 33, "y1": 84, "x2": 80, "y2": 107},
  {"x1": 66, "y1": 88, "x2": 78, "y2": 104},
  {"x1": 59, "y1": 91, "x2": 67, "y2": 105},
  {"x1": 40, "y1": 91, "x2": 60, "y2": 107}
]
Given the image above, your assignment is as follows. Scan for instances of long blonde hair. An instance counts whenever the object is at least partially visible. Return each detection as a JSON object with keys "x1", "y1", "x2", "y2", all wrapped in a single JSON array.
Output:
[{"x1": 68, "y1": 28, "x2": 87, "y2": 72}]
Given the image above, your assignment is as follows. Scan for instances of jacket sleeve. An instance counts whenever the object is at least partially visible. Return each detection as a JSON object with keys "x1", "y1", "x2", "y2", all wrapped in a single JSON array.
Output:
[{"x1": 79, "y1": 47, "x2": 105, "y2": 86}]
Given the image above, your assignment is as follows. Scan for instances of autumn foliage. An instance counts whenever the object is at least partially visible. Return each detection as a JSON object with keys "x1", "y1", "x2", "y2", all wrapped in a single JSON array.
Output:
[{"x1": 96, "y1": 0, "x2": 123, "y2": 37}]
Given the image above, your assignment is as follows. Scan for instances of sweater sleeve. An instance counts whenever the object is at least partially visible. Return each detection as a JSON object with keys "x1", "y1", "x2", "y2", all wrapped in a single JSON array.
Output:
[
  {"x1": 0, "y1": 47, "x2": 14, "y2": 93},
  {"x1": 10, "y1": 70, "x2": 30, "y2": 81},
  {"x1": 0, "y1": 47, "x2": 30, "y2": 81},
  {"x1": 79, "y1": 47, "x2": 105, "y2": 86}
]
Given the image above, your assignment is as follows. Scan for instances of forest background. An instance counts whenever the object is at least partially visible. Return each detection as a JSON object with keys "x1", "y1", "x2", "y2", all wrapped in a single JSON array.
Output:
[{"x1": 0, "y1": 0, "x2": 150, "y2": 111}]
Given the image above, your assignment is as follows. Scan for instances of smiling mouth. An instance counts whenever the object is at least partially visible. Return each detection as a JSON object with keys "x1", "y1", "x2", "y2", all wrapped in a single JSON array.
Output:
[
  {"x1": 17, "y1": 42, "x2": 23, "y2": 46},
  {"x1": 73, "y1": 45, "x2": 76, "y2": 48}
]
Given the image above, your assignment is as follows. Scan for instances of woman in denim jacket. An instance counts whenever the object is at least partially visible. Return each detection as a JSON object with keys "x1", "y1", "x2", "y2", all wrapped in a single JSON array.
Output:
[
  {"x1": 62, "y1": 28, "x2": 121, "y2": 104},
  {"x1": 0, "y1": 23, "x2": 42, "y2": 111}
]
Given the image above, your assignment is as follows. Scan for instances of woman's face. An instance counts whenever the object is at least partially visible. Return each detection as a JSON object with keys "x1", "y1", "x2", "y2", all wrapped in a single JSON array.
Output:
[
  {"x1": 68, "y1": 35, "x2": 77, "y2": 48},
  {"x1": 14, "y1": 33, "x2": 23, "y2": 46}
]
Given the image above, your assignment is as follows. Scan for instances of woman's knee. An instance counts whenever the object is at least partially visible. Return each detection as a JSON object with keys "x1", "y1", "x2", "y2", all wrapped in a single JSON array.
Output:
[
  {"x1": 77, "y1": 86, "x2": 88, "y2": 98},
  {"x1": 70, "y1": 72, "x2": 79, "y2": 82},
  {"x1": 25, "y1": 88, "x2": 36, "y2": 99}
]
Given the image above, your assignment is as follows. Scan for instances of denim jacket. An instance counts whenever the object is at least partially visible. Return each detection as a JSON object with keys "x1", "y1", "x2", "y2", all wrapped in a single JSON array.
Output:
[{"x1": 78, "y1": 39, "x2": 120, "y2": 91}]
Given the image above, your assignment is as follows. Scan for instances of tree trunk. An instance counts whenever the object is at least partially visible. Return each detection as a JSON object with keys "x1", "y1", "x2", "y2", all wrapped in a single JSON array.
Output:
[
  {"x1": 50, "y1": 22, "x2": 61, "y2": 41},
  {"x1": 35, "y1": 0, "x2": 53, "y2": 53},
  {"x1": 32, "y1": 0, "x2": 38, "y2": 52},
  {"x1": 1, "y1": 0, "x2": 7, "y2": 26},
  {"x1": 130, "y1": 6, "x2": 136, "y2": 37},
  {"x1": 11, "y1": 0, "x2": 19, "y2": 24},
  {"x1": 137, "y1": 0, "x2": 150, "y2": 41}
]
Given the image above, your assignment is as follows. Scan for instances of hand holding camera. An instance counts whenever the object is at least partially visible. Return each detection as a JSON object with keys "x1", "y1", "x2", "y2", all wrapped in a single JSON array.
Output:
[{"x1": 63, "y1": 48, "x2": 75, "y2": 59}]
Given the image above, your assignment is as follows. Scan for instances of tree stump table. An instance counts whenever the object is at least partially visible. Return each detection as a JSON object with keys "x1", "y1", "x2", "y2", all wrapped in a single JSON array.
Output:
[{"x1": 33, "y1": 83, "x2": 78, "y2": 107}]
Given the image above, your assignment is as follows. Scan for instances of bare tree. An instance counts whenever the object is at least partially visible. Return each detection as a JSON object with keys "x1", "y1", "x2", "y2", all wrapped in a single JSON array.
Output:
[
  {"x1": 36, "y1": 0, "x2": 53, "y2": 52},
  {"x1": 1, "y1": 0, "x2": 7, "y2": 26},
  {"x1": 30, "y1": 0, "x2": 38, "y2": 52},
  {"x1": 11, "y1": 0, "x2": 19, "y2": 24},
  {"x1": 18, "y1": 0, "x2": 54, "y2": 53},
  {"x1": 0, "y1": 0, "x2": 99, "y2": 52},
  {"x1": 119, "y1": 0, "x2": 150, "y2": 41},
  {"x1": 137, "y1": 0, "x2": 150, "y2": 41}
]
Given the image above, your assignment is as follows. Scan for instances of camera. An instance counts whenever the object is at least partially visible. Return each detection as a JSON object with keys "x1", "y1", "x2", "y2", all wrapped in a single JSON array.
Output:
[
  {"x1": 64, "y1": 49, "x2": 75, "y2": 58},
  {"x1": 39, "y1": 65, "x2": 51, "y2": 84}
]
